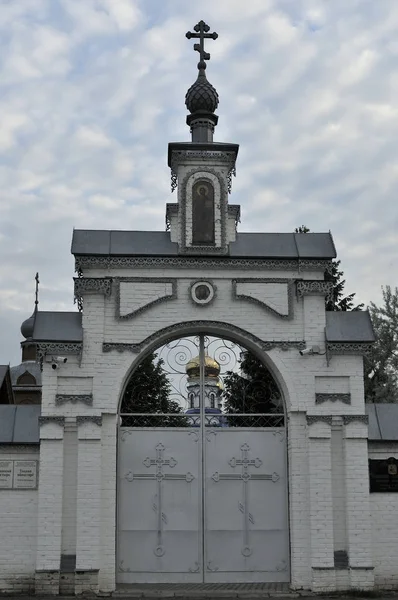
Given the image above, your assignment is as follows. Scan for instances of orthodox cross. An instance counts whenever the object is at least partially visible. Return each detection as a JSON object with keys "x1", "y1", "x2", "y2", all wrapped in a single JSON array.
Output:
[
  {"x1": 211, "y1": 443, "x2": 280, "y2": 558},
  {"x1": 34, "y1": 272, "x2": 39, "y2": 313},
  {"x1": 124, "y1": 443, "x2": 194, "y2": 557},
  {"x1": 186, "y1": 20, "x2": 218, "y2": 69}
]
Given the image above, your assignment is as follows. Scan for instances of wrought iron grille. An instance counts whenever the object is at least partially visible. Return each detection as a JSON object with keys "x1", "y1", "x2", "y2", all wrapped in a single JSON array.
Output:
[{"x1": 119, "y1": 335, "x2": 284, "y2": 428}]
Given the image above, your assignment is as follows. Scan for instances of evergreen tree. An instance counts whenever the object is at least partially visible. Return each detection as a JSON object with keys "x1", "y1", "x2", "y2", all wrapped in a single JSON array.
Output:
[
  {"x1": 365, "y1": 286, "x2": 398, "y2": 403},
  {"x1": 223, "y1": 351, "x2": 283, "y2": 426},
  {"x1": 121, "y1": 353, "x2": 186, "y2": 426},
  {"x1": 295, "y1": 226, "x2": 363, "y2": 311}
]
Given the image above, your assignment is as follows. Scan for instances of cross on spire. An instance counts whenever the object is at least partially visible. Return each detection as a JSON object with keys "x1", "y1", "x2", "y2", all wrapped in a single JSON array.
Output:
[
  {"x1": 34, "y1": 272, "x2": 39, "y2": 313},
  {"x1": 186, "y1": 20, "x2": 218, "y2": 70}
]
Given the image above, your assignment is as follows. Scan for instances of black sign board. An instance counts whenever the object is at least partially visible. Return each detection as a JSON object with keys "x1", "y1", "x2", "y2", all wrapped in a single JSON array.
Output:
[{"x1": 369, "y1": 457, "x2": 398, "y2": 493}]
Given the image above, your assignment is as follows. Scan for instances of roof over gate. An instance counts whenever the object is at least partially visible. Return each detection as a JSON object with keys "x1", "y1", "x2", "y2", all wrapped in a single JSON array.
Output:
[{"x1": 71, "y1": 230, "x2": 337, "y2": 259}]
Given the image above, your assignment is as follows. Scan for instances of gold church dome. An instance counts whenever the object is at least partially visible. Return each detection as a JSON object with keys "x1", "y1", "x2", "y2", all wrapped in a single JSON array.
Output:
[{"x1": 186, "y1": 354, "x2": 220, "y2": 379}]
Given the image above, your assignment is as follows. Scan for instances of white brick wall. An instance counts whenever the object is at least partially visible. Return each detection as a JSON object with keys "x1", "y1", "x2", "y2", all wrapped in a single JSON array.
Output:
[
  {"x1": 369, "y1": 442, "x2": 398, "y2": 589},
  {"x1": 0, "y1": 447, "x2": 39, "y2": 593},
  {"x1": 31, "y1": 257, "x2": 372, "y2": 593}
]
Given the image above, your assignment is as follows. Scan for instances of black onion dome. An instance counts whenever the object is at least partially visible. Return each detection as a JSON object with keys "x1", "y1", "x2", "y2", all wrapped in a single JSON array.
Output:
[
  {"x1": 185, "y1": 70, "x2": 219, "y2": 114},
  {"x1": 20, "y1": 313, "x2": 35, "y2": 339}
]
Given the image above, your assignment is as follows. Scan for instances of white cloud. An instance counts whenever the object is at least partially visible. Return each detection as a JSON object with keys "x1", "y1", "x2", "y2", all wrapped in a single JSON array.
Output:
[{"x1": 1, "y1": 0, "x2": 398, "y2": 365}]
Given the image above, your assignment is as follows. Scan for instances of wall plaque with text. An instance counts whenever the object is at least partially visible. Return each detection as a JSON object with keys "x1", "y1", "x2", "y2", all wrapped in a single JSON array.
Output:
[
  {"x1": 13, "y1": 461, "x2": 38, "y2": 489},
  {"x1": 0, "y1": 461, "x2": 14, "y2": 489},
  {"x1": 369, "y1": 457, "x2": 398, "y2": 493}
]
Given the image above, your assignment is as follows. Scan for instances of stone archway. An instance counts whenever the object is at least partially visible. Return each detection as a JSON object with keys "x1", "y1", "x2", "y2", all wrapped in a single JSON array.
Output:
[{"x1": 116, "y1": 331, "x2": 290, "y2": 584}]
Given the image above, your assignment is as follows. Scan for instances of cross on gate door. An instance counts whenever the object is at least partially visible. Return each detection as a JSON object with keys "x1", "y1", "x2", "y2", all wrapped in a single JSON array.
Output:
[{"x1": 117, "y1": 334, "x2": 289, "y2": 584}]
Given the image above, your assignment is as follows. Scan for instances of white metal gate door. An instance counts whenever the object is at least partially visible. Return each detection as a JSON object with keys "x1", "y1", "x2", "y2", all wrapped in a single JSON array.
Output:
[{"x1": 117, "y1": 335, "x2": 289, "y2": 584}]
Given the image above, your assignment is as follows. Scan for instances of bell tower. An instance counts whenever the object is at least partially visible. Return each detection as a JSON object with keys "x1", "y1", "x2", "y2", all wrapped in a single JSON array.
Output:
[{"x1": 166, "y1": 21, "x2": 240, "y2": 255}]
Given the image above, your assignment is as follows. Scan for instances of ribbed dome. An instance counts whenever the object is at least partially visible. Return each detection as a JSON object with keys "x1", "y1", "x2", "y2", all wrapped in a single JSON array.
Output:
[
  {"x1": 20, "y1": 313, "x2": 35, "y2": 339},
  {"x1": 186, "y1": 354, "x2": 220, "y2": 379},
  {"x1": 185, "y1": 70, "x2": 219, "y2": 115}
]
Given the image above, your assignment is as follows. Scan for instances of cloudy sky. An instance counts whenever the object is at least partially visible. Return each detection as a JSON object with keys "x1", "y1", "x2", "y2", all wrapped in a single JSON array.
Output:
[{"x1": 1, "y1": 0, "x2": 397, "y2": 366}]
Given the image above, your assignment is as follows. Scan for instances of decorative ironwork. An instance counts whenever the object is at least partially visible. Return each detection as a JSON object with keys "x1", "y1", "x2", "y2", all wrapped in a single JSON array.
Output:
[
  {"x1": 171, "y1": 168, "x2": 178, "y2": 193},
  {"x1": 327, "y1": 342, "x2": 373, "y2": 356},
  {"x1": 124, "y1": 441, "x2": 195, "y2": 559},
  {"x1": 186, "y1": 21, "x2": 218, "y2": 69},
  {"x1": 343, "y1": 415, "x2": 369, "y2": 425},
  {"x1": 114, "y1": 277, "x2": 177, "y2": 320},
  {"x1": 228, "y1": 204, "x2": 241, "y2": 225},
  {"x1": 119, "y1": 334, "x2": 285, "y2": 428},
  {"x1": 306, "y1": 415, "x2": 333, "y2": 426},
  {"x1": 39, "y1": 416, "x2": 65, "y2": 426},
  {"x1": 75, "y1": 255, "x2": 334, "y2": 274},
  {"x1": 73, "y1": 277, "x2": 112, "y2": 311},
  {"x1": 36, "y1": 343, "x2": 82, "y2": 370},
  {"x1": 296, "y1": 280, "x2": 333, "y2": 303},
  {"x1": 55, "y1": 394, "x2": 93, "y2": 406},
  {"x1": 206, "y1": 560, "x2": 219, "y2": 572},
  {"x1": 188, "y1": 562, "x2": 200, "y2": 573},
  {"x1": 211, "y1": 443, "x2": 279, "y2": 558},
  {"x1": 315, "y1": 393, "x2": 351, "y2": 405},
  {"x1": 232, "y1": 278, "x2": 294, "y2": 320}
]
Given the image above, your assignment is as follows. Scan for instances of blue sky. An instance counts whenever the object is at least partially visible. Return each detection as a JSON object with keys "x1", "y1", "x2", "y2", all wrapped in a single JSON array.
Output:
[{"x1": 1, "y1": 0, "x2": 397, "y2": 366}]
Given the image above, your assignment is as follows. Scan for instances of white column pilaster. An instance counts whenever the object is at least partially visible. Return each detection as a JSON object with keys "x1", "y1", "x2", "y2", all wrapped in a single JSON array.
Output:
[
  {"x1": 35, "y1": 417, "x2": 65, "y2": 594},
  {"x1": 75, "y1": 416, "x2": 102, "y2": 593},
  {"x1": 343, "y1": 417, "x2": 374, "y2": 590},
  {"x1": 307, "y1": 416, "x2": 335, "y2": 591}
]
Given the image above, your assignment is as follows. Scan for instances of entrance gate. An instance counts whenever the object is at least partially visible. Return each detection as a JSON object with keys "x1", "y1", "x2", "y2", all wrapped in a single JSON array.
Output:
[{"x1": 117, "y1": 336, "x2": 289, "y2": 584}]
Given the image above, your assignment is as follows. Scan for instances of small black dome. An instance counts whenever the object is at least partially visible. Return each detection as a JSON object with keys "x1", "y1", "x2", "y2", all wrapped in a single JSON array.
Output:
[
  {"x1": 185, "y1": 71, "x2": 219, "y2": 115},
  {"x1": 21, "y1": 313, "x2": 35, "y2": 339}
]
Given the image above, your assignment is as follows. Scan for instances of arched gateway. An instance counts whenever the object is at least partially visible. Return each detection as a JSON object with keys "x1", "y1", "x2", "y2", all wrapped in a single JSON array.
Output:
[
  {"x1": 117, "y1": 334, "x2": 289, "y2": 583},
  {"x1": 12, "y1": 19, "x2": 376, "y2": 597}
]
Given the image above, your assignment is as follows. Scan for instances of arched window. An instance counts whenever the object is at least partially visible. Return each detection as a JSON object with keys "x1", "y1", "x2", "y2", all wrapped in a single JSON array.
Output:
[
  {"x1": 210, "y1": 393, "x2": 215, "y2": 409},
  {"x1": 17, "y1": 372, "x2": 36, "y2": 385},
  {"x1": 192, "y1": 180, "x2": 215, "y2": 244},
  {"x1": 189, "y1": 392, "x2": 195, "y2": 409}
]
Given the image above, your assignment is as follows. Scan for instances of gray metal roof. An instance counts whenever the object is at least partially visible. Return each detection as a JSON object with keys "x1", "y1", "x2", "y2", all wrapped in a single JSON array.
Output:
[
  {"x1": 10, "y1": 361, "x2": 42, "y2": 386},
  {"x1": 72, "y1": 230, "x2": 178, "y2": 256},
  {"x1": 367, "y1": 404, "x2": 398, "y2": 441},
  {"x1": 32, "y1": 312, "x2": 82, "y2": 342},
  {"x1": 0, "y1": 365, "x2": 8, "y2": 388},
  {"x1": 325, "y1": 311, "x2": 375, "y2": 343},
  {"x1": 72, "y1": 230, "x2": 336, "y2": 259},
  {"x1": 0, "y1": 405, "x2": 40, "y2": 444}
]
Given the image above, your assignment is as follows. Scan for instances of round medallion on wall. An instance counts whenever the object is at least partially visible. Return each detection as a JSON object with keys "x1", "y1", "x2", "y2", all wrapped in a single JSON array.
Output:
[{"x1": 190, "y1": 280, "x2": 215, "y2": 306}]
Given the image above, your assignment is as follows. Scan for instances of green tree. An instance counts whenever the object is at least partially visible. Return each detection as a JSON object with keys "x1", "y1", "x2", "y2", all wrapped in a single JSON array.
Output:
[
  {"x1": 121, "y1": 353, "x2": 186, "y2": 426},
  {"x1": 295, "y1": 225, "x2": 364, "y2": 311},
  {"x1": 223, "y1": 351, "x2": 283, "y2": 426},
  {"x1": 365, "y1": 286, "x2": 398, "y2": 403}
]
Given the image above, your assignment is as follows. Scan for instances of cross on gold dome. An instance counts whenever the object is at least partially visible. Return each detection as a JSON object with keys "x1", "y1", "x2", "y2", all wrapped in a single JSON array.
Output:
[{"x1": 186, "y1": 20, "x2": 218, "y2": 70}]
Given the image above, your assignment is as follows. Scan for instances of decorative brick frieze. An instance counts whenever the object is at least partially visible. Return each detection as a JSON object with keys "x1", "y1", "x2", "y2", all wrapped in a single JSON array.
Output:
[
  {"x1": 55, "y1": 394, "x2": 93, "y2": 406},
  {"x1": 306, "y1": 415, "x2": 333, "y2": 426},
  {"x1": 232, "y1": 278, "x2": 294, "y2": 320},
  {"x1": 102, "y1": 320, "x2": 306, "y2": 354},
  {"x1": 76, "y1": 416, "x2": 102, "y2": 426},
  {"x1": 39, "y1": 416, "x2": 65, "y2": 426},
  {"x1": 74, "y1": 277, "x2": 112, "y2": 311},
  {"x1": 342, "y1": 415, "x2": 369, "y2": 425},
  {"x1": 296, "y1": 280, "x2": 333, "y2": 303},
  {"x1": 170, "y1": 149, "x2": 237, "y2": 194},
  {"x1": 36, "y1": 343, "x2": 83, "y2": 370},
  {"x1": 315, "y1": 393, "x2": 351, "y2": 405},
  {"x1": 75, "y1": 255, "x2": 334, "y2": 274}
]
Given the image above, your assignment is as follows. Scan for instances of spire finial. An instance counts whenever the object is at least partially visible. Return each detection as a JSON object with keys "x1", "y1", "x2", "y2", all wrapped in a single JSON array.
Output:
[
  {"x1": 34, "y1": 272, "x2": 39, "y2": 313},
  {"x1": 186, "y1": 21, "x2": 218, "y2": 71}
]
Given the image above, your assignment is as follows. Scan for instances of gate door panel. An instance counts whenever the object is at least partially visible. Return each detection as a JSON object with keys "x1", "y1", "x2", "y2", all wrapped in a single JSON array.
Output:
[
  {"x1": 117, "y1": 335, "x2": 289, "y2": 584},
  {"x1": 205, "y1": 428, "x2": 289, "y2": 582},
  {"x1": 118, "y1": 429, "x2": 201, "y2": 583}
]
